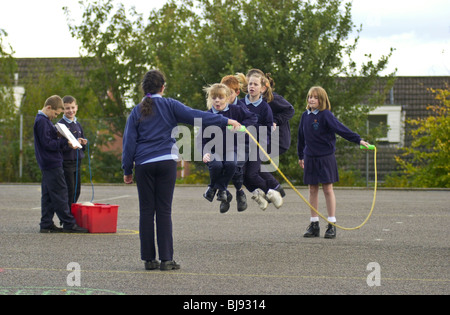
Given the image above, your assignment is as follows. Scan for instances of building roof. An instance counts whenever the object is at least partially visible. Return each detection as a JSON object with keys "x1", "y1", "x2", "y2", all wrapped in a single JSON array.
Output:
[
  {"x1": 15, "y1": 57, "x2": 88, "y2": 85},
  {"x1": 382, "y1": 76, "x2": 450, "y2": 118},
  {"x1": 15, "y1": 58, "x2": 449, "y2": 113}
]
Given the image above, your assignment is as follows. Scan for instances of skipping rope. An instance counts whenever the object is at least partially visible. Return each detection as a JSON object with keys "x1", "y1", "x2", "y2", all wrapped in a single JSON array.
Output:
[{"x1": 229, "y1": 125, "x2": 377, "y2": 231}]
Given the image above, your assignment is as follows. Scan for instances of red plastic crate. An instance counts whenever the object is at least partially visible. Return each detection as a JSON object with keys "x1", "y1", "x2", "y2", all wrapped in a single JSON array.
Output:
[{"x1": 71, "y1": 203, "x2": 118, "y2": 233}]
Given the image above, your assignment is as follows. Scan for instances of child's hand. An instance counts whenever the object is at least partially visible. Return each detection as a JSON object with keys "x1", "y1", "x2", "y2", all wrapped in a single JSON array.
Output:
[
  {"x1": 360, "y1": 140, "x2": 370, "y2": 149},
  {"x1": 203, "y1": 153, "x2": 211, "y2": 163},
  {"x1": 78, "y1": 138, "x2": 88, "y2": 146},
  {"x1": 68, "y1": 141, "x2": 78, "y2": 150},
  {"x1": 298, "y1": 160, "x2": 304, "y2": 169}
]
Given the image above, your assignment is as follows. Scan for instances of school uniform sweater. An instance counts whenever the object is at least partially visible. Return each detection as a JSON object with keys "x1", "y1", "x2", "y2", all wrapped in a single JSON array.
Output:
[
  {"x1": 239, "y1": 95, "x2": 273, "y2": 145},
  {"x1": 122, "y1": 96, "x2": 230, "y2": 176},
  {"x1": 268, "y1": 93, "x2": 295, "y2": 153},
  {"x1": 58, "y1": 116, "x2": 85, "y2": 161},
  {"x1": 34, "y1": 112, "x2": 70, "y2": 170},
  {"x1": 297, "y1": 109, "x2": 361, "y2": 160},
  {"x1": 200, "y1": 104, "x2": 258, "y2": 154}
]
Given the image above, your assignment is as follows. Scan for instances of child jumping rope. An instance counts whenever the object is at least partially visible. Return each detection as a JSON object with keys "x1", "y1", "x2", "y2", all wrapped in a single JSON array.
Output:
[
  {"x1": 238, "y1": 70, "x2": 284, "y2": 210},
  {"x1": 297, "y1": 86, "x2": 369, "y2": 239},
  {"x1": 200, "y1": 83, "x2": 257, "y2": 213}
]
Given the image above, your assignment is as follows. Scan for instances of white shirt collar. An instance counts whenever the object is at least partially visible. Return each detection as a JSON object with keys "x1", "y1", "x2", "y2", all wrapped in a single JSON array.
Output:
[
  {"x1": 307, "y1": 109, "x2": 320, "y2": 115},
  {"x1": 63, "y1": 115, "x2": 77, "y2": 123}
]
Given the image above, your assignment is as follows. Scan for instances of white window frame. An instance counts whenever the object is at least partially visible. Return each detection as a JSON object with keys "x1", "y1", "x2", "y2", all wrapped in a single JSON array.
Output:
[{"x1": 368, "y1": 105, "x2": 404, "y2": 144}]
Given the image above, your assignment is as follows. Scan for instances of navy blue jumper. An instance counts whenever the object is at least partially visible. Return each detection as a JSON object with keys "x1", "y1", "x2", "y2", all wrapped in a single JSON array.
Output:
[
  {"x1": 122, "y1": 95, "x2": 230, "y2": 262},
  {"x1": 239, "y1": 96, "x2": 280, "y2": 193},
  {"x1": 199, "y1": 104, "x2": 257, "y2": 191},
  {"x1": 58, "y1": 116, "x2": 86, "y2": 208},
  {"x1": 297, "y1": 109, "x2": 362, "y2": 184},
  {"x1": 34, "y1": 112, "x2": 76, "y2": 229}
]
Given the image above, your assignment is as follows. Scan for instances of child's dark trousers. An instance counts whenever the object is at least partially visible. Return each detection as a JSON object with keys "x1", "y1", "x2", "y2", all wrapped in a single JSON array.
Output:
[{"x1": 40, "y1": 167, "x2": 77, "y2": 229}]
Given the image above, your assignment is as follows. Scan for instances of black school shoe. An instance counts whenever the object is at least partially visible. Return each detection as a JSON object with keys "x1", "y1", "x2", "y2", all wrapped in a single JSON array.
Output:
[
  {"x1": 160, "y1": 260, "x2": 181, "y2": 271},
  {"x1": 203, "y1": 186, "x2": 217, "y2": 202},
  {"x1": 63, "y1": 224, "x2": 89, "y2": 233},
  {"x1": 144, "y1": 260, "x2": 160, "y2": 270},
  {"x1": 236, "y1": 190, "x2": 247, "y2": 212},
  {"x1": 324, "y1": 223, "x2": 337, "y2": 239},
  {"x1": 40, "y1": 224, "x2": 63, "y2": 233},
  {"x1": 303, "y1": 222, "x2": 320, "y2": 238},
  {"x1": 219, "y1": 191, "x2": 233, "y2": 214}
]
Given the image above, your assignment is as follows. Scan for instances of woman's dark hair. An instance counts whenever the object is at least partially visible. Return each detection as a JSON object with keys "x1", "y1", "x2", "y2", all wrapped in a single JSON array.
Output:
[{"x1": 141, "y1": 69, "x2": 166, "y2": 117}]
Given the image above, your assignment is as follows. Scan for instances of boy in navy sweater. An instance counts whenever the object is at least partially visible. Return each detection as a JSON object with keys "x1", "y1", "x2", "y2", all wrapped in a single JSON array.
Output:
[
  {"x1": 59, "y1": 96, "x2": 88, "y2": 210},
  {"x1": 34, "y1": 95, "x2": 88, "y2": 233}
]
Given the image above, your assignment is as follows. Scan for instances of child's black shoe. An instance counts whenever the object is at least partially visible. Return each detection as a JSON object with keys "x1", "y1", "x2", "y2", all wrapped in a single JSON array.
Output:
[
  {"x1": 303, "y1": 221, "x2": 320, "y2": 238},
  {"x1": 219, "y1": 191, "x2": 233, "y2": 213},
  {"x1": 160, "y1": 260, "x2": 180, "y2": 271},
  {"x1": 216, "y1": 190, "x2": 228, "y2": 202},
  {"x1": 63, "y1": 224, "x2": 89, "y2": 233},
  {"x1": 203, "y1": 186, "x2": 217, "y2": 202},
  {"x1": 324, "y1": 223, "x2": 336, "y2": 239},
  {"x1": 40, "y1": 224, "x2": 63, "y2": 233},
  {"x1": 144, "y1": 260, "x2": 160, "y2": 270},
  {"x1": 236, "y1": 190, "x2": 247, "y2": 212}
]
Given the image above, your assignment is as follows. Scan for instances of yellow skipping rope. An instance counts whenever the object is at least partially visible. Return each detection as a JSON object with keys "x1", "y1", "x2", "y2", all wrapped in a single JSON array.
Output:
[{"x1": 229, "y1": 125, "x2": 377, "y2": 231}]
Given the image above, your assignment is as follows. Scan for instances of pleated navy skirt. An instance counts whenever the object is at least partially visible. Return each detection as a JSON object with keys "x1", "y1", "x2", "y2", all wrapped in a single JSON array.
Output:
[{"x1": 303, "y1": 153, "x2": 339, "y2": 185}]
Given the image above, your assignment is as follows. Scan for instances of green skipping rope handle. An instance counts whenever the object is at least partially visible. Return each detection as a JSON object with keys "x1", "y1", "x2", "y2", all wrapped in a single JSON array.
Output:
[
  {"x1": 361, "y1": 144, "x2": 376, "y2": 150},
  {"x1": 227, "y1": 125, "x2": 247, "y2": 132}
]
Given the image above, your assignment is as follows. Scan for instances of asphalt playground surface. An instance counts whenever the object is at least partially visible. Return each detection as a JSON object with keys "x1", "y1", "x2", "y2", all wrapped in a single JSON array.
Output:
[{"x1": 0, "y1": 183, "x2": 448, "y2": 297}]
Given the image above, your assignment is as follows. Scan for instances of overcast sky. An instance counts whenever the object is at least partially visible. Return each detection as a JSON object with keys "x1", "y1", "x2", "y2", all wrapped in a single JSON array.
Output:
[{"x1": 1, "y1": 0, "x2": 449, "y2": 76}]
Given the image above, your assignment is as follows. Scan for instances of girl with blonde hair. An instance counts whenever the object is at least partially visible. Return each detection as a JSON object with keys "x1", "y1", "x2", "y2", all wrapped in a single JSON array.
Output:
[
  {"x1": 297, "y1": 86, "x2": 370, "y2": 238},
  {"x1": 200, "y1": 83, "x2": 257, "y2": 213}
]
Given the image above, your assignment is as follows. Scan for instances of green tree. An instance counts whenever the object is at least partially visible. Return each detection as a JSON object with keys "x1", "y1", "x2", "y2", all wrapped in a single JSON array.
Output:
[
  {"x1": 389, "y1": 87, "x2": 450, "y2": 188},
  {"x1": 65, "y1": 0, "x2": 394, "y2": 183},
  {"x1": 65, "y1": 0, "x2": 150, "y2": 135},
  {"x1": 18, "y1": 62, "x2": 102, "y2": 182},
  {"x1": 0, "y1": 29, "x2": 19, "y2": 182}
]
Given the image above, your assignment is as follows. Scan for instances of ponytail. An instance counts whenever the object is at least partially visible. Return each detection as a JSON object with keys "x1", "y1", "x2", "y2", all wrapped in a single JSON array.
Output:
[
  {"x1": 140, "y1": 94, "x2": 154, "y2": 118},
  {"x1": 140, "y1": 69, "x2": 166, "y2": 118}
]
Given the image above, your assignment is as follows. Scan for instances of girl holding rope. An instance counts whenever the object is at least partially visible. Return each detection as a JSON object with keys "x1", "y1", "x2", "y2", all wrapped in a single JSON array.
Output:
[{"x1": 297, "y1": 86, "x2": 369, "y2": 239}]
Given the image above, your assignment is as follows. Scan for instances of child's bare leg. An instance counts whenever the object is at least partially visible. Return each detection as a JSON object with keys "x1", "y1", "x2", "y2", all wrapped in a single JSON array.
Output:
[
  {"x1": 309, "y1": 184, "x2": 319, "y2": 218},
  {"x1": 322, "y1": 183, "x2": 336, "y2": 219},
  {"x1": 304, "y1": 184, "x2": 321, "y2": 237}
]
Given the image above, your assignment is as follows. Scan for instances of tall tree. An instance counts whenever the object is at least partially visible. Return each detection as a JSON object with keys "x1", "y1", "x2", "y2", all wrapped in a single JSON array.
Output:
[
  {"x1": 65, "y1": 0, "x2": 394, "y2": 181},
  {"x1": 65, "y1": 0, "x2": 150, "y2": 135}
]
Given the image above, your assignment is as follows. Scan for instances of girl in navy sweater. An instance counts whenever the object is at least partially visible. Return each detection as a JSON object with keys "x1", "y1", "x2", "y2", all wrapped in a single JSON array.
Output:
[
  {"x1": 200, "y1": 83, "x2": 257, "y2": 213},
  {"x1": 297, "y1": 86, "x2": 370, "y2": 238},
  {"x1": 123, "y1": 70, "x2": 241, "y2": 271},
  {"x1": 245, "y1": 70, "x2": 295, "y2": 200},
  {"x1": 239, "y1": 71, "x2": 284, "y2": 210}
]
